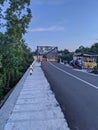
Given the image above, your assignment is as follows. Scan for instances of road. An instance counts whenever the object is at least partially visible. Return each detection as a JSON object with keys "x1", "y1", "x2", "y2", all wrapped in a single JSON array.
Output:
[{"x1": 41, "y1": 61, "x2": 98, "y2": 130}]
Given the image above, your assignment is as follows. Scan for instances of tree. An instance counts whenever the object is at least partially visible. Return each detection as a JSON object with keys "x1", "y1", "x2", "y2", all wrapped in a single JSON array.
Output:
[
  {"x1": 4, "y1": 0, "x2": 32, "y2": 88},
  {"x1": 90, "y1": 43, "x2": 98, "y2": 53},
  {"x1": 5, "y1": 0, "x2": 31, "y2": 41},
  {"x1": 0, "y1": 0, "x2": 5, "y2": 29},
  {"x1": 75, "y1": 45, "x2": 90, "y2": 53},
  {"x1": 58, "y1": 49, "x2": 73, "y2": 63},
  {"x1": 0, "y1": 0, "x2": 33, "y2": 100}
]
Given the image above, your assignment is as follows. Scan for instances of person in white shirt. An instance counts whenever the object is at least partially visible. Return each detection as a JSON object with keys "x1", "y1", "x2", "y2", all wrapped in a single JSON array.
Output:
[{"x1": 29, "y1": 65, "x2": 33, "y2": 75}]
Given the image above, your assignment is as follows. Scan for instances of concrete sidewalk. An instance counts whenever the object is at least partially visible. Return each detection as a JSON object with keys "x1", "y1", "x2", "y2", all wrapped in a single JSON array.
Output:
[{"x1": 3, "y1": 62, "x2": 70, "y2": 130}]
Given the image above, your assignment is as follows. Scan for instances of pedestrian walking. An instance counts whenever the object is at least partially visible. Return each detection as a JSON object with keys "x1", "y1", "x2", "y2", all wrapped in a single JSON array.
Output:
[
  {"x1": 29, "y1": 64, "x2": 33, "y2": 75},
  {"x1": 30, "y1": 65, "x2": 33, "y2": 70},
  {"x1": 30, "y1": 69, "x2": 33, "y2": 75}
]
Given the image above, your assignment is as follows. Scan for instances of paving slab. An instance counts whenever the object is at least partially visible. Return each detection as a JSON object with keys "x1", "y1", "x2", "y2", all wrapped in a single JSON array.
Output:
[
  {"x1": 3, "y1": 62, "x2": 70, "y2": 130},
  {"x1": 4, "y1": 119, "x2": 69, "y2": 130}
]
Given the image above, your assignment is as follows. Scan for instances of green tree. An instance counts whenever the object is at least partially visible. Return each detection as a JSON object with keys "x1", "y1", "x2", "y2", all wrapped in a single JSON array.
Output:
[
  {"x1": 75, "y1": 45, "x2": 90, "y2": 53},
  {"x1": 90, "y1": 43, "x2": 98, "y2": 53},
  {"x1": 4, "y1": 0, "x2": 31, "y2": 44},
  {"x1": 58, "y1": 49, "x2": 73, "y2": 63},
  {"x1": 0, "y1": 0, "x2": 33, "y2": 100},
  {"x1": 4, "y1": 0, "x2": 32, "y2": 88}
]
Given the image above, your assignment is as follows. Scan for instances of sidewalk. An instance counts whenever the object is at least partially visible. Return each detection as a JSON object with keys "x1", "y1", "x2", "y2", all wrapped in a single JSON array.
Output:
[{"x1": 3, "y1": 62, "x2": 70, "y2": 130}]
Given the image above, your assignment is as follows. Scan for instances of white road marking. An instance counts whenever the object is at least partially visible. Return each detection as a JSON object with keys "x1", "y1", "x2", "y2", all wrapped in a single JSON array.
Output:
[
  {"x1": 73, "y1": 68, "x2": 98, "y2": 77},
  {"x1": 49, "y1": 62, "x2": 98, "y2": 90}
]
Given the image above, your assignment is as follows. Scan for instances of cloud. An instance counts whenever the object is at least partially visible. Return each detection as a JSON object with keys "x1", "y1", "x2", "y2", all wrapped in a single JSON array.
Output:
[{"x1": 27, "y1": 26, "x2": 64, "y2": 32}]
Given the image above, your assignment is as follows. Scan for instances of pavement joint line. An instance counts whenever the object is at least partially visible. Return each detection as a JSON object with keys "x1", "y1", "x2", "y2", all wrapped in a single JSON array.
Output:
[
  {"x1": 18, "y1": 97, "x2": 54, "y2": 99},
  {"x1": 16, "y1": 102, "x2": 58, "y2": 105},
  {"x1": 15, "y1": 102, "x2": 58, "y2": 105},
  {"x1": 11, "y1": 108, "x2": 61, "y2": 113},
  {"x1": 11, "y1": 108, "x2": 63, "y2": 113},
  {"x1": 16, "y1": 97, "x2": 56, "y2": 100},
  {"x1": 22, "y1": 88, "x2": 50, "y2": 90},
  {"x1": 7, "y1": 118, "x2": 66, "y2": 123},
  {"x1": 20, "y1": 91, "x2": 52, "y2": 93},
  {"x1": 18, "y1": 96, "x2": 52, "y2": 99}
]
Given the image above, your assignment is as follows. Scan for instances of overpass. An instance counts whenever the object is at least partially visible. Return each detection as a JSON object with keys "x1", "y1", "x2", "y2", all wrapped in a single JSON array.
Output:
[{"x1": 0, "y1": 61, "x2": 70, "y2": 130}]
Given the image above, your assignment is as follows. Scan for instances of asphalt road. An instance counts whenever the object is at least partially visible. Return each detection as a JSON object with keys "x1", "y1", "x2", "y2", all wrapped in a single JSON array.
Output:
[{"x1": 41, "y1": 61, "x2": 98, "y2": 130}]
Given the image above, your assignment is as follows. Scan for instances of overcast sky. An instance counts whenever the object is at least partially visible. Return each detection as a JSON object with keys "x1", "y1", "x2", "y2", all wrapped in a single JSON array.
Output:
[{"x1": 2, "y1": 0, "x2": 98, "y2": 51}]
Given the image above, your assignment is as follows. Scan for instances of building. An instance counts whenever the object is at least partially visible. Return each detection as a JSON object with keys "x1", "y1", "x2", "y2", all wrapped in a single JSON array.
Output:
[
  {"x1": 73, "y1": 53, "x2": 98, "y2": 69},
  {"x1": 37, "y1": 46, "x2": 58, "y2": 62}
]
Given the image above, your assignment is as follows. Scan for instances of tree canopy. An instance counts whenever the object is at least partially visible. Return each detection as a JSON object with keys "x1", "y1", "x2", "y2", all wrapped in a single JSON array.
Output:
[
  {"x1": 0, "y1": 0, "x2": 33, "y2": 101},
  {"x1": 75, "y1": 43, "x2": 98, "y2": 54}
]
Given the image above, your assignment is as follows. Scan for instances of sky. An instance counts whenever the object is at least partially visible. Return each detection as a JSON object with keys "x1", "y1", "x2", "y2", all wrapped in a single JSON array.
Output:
[
  {"x1": 24, "y1": 0, "x2": 98, "y2": 52},
  {"x1": 1, "y1": 0, "x2": 98, "y2": 52}
]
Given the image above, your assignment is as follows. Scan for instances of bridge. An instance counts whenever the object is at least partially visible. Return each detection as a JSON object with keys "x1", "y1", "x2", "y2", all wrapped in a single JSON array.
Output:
[
  {"x1": 1, "y1": 59, "x2": 98, "y2": 130},
  {"x1": 0, "y1": 61, "x2": 70, "y2": 130},
  {"x1": 37, "y1": 46, "x2": 58, "y2": 62}
]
